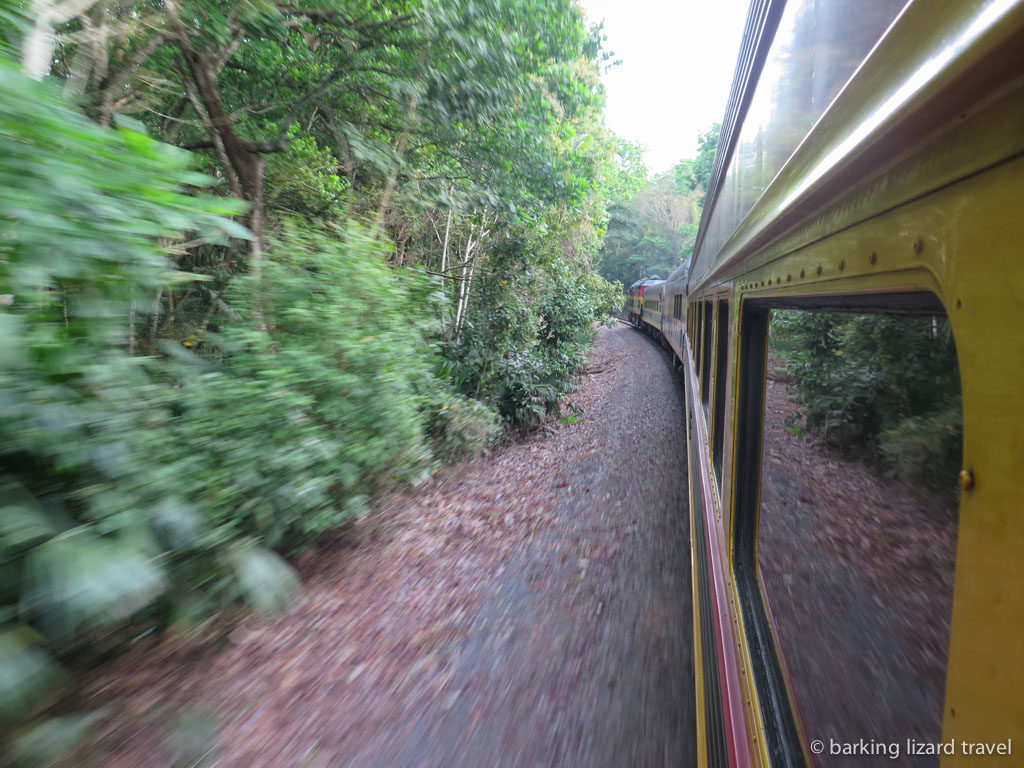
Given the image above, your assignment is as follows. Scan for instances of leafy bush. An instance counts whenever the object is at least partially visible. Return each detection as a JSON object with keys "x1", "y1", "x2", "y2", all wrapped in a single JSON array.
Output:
[
  {"x1": 428, "y1": 393, "x2": 502, "y2": 464},
  {"x1": 157, "y1": 223, "x2": 452, "y2": 553},
  {"x1": 1, "y1": 4, "x2": 614, "y2": 738},
  {"x1": 0, "y1": 61, "x2": 277, "y2": 720},
  {"x1": 449, "y1": 243, "x2": 616, "y2": 425},
  {"x1": 879, "y1": 398, "x2": 963, "y2": 495},
  {"x1": 0, "y1": 60, "x2": 506, "y2": 734}
]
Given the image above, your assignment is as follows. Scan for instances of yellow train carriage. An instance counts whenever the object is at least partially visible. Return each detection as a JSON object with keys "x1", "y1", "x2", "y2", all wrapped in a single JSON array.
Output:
[
  {"x1": 636, "y1": 279, "x2": 666, "y2": 335},
  {"x1": 628, "y1": 278, "x2": 664, "y2": 328},
  {"x1": 669, "y1": 0, "x2": 1024, "y2": 765}
]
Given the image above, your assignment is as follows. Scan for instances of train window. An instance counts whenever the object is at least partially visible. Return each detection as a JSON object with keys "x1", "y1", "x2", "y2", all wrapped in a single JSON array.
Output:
[
  {"x1": 700, "y1": 301, "x2": 713, "y2": 413},
  {"x1": 692, "y1": 304, "x2": 702, "y2": 367},
  {"x1": 692, "y1": 303, "x2": 700, "y2": 366},
  {"x1": 711, "y1": 300, "x2": 729, "y2": 486},
  {"x1": 733, "y1": 299, "x2": 961, "y2": 766}
]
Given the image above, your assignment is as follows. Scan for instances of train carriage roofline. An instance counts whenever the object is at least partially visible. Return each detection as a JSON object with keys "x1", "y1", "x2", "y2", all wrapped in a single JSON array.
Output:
[{"x1": 688, "y1": 0, "x2": 1024, "y2": 294}]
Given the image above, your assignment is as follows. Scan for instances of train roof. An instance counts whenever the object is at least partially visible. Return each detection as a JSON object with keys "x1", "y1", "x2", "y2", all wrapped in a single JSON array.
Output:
[
  {"x1": 686, "y1": 0, "x2": 947, "y2": 292},
  {"x1": 629, "y1": 279, "x2": 665, "y2": 290},
  {"x1": 664, "y1": 263, "x2": 688, "y2": 288}
]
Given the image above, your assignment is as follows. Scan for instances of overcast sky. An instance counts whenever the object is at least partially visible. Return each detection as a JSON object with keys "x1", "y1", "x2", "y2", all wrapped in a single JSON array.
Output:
[{"x1": 577, "y1": 0, "x2": 750, "y2": 174}]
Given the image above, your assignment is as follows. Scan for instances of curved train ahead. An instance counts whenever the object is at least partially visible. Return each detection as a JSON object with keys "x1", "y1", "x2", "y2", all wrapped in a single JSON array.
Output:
[{"x1": 631, "y1": 0, "x2": 1024, "y2": 765}]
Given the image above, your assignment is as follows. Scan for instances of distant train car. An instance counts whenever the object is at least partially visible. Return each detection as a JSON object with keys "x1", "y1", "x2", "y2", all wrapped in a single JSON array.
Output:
[
  {"x1": 653, "y1": 0, "x2": 1024, "y2": 765},
  {"x1": 627, "y1": 278, "x2": 665, "y2": 332}
]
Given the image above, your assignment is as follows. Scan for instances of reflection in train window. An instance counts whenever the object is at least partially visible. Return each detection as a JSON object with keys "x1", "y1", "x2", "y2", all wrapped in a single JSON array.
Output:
[
  {"x1": 700, "y1": 301, "x2": 713, "y2": 412},
  {"x1": 757, "y1": 307, "x2": 961, "y2": 763},
  {"x1": 712, "y1": 300, "x2": 729, "y2": 486},
  {"x1": 693, "y1": 304, "x2": 702, "y2": 372}
]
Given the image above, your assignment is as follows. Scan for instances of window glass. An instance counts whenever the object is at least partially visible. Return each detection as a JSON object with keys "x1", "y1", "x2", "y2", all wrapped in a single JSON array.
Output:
[
  {"x1": 712, "y1": 301, "x2": 729, "y2": 484},
  {"x1": 756, "y1": 307, "x2": 961, "y2": 762},
  {"x1": 693, "y1": 304, "x2": 702, "y2": 368},
  {"x1": 689, "y1": 0, "x2": 905, "y2": 286},
  {"x1": 700, "y1": 301, "x2": 714, "y2": 412}
]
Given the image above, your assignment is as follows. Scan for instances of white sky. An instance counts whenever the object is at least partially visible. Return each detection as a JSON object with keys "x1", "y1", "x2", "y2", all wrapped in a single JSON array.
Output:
[{"x1": 578, "y1": 0, "x2": 750, "y2": 174}]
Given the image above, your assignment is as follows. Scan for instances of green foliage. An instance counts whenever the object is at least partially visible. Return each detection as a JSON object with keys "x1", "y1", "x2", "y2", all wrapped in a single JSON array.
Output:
[
  {"x1": 0, "y1": 64, "x2": 508, "y2": 733},
  {"x1": 599, "y1": 172, "x2": 698, "y2": 285},
  {"x1": 597, "y1": 126, "x2": 716, "y2": 288},
  {"x1": 449, "y1": 245, "x2": 616, "y2": 425},
  {"x1": 773, "y1": 310, "x2": 963, "y2": 493},
  {"x1": 3, "y1": 0, "x2": 620, "y2": 747},
  {"x1": 879, "y1": 401, "x2": 963, "y2": 495},
  {"x1": 687, "y1": 123, "x2": 721, "y2": 207},
  {"x1": 671, "y1": 124, "x2": 720, "y2": 208},
  {"x1": 7, "y1": 711, "x2": 106, "y2": 767},
  {"x1": 0, "y1": 58, "x2": 286, "y2": 720},
  {"x1": 603, "y1": 138, "x2": 649, "y2": 201},
  {"x1": 428, "y1": 393, "x2": 502, "y2": 464},
  {"x1": 265, "y1": 132, "x2": 348, "y2": 218},
  {"x1": 157, "y1": 223, "x2": 451, "y2": 553},
  {"x1": 0, "y1": 628, "x2": 62, "y2": 721}
]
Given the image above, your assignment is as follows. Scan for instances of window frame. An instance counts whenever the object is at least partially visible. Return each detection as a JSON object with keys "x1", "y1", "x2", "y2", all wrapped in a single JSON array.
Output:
[{"x1": 732, "y1": 292, "x2": 957, "y2": 767}]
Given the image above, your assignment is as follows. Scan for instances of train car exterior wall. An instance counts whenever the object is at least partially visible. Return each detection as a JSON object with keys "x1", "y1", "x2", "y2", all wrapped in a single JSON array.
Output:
[{"x1": 674, "y1": 0, "x2": 1024, "y2": 765}]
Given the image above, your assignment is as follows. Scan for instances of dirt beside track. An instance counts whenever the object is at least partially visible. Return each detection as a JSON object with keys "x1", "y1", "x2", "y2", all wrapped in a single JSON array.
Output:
[{"x1": 71, "y1": 324, "x2": 696, "y2": 768}]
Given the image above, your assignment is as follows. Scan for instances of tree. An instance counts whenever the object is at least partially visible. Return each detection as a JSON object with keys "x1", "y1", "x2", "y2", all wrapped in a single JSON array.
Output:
[
  {"x1": 2, "y1": 1, "x2": 624, "y2": 739},
  {"x1": 599, "y1": 169, "x2": 699, "y2": 285},
  {"x1": 674, "y1": 123, "x2": 719, "y2": 207}
]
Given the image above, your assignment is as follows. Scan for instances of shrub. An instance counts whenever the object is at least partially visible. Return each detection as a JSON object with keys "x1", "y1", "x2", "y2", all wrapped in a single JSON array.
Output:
[
  {"x1": 428, "y1": 393, "x2": 502, "y2": 464},
  {"x1": 0, "y1": 60, "x2": 294, "y2": 723},
  {"x1": 449, "y1": 242, "x2": 617, "y2": 425},
  {"x1": 0, "y1": 62, "x2": 503, "y2": 732},
  {"x1": 879, "y1": 397, "x2": 963, "y2": 495},
  {"x1": 157, "y1": 222, "x2": 449, "y2": 553}
]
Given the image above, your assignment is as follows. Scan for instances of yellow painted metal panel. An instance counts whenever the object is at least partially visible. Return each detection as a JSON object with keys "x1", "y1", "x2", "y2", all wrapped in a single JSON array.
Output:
[{"x1": 715, "y1": 153, "x2": 1024, "y2": 764}]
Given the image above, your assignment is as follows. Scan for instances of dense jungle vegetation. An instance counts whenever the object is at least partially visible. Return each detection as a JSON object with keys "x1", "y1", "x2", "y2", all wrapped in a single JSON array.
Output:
[
  {"x1": 0, "y1": 0, "x2": 649, "y2": 743},
  {"x1": 596, "y1": 124, "x2": 718, "y2": 285}
]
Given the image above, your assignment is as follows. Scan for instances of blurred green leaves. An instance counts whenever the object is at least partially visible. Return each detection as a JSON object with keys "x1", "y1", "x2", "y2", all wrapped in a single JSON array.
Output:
[
  {"x1": 151, "y1": 222, "x2": 477, "y2": 554},
  {"x1": 21, "y1": 529, "x2": 166, "y2": 650},
  {"x1": 0, "y1": 628, "x2": 63, "y2": 720},
  {"x1": 227, "y1": 542, "x2": 300, "y2": 615},
  {"x1": 1, "y1": 0, "x2": 619, "y2": 753},
  {"x1": 0, "y1": 56, "x2": 270, "y2": 731},
  {"x1": 7, "y1": 711, "x2": 108, "y2": 767}
]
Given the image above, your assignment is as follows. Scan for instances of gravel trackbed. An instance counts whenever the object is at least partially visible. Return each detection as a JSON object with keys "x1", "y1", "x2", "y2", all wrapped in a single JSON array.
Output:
[{"x1": 74, "y1": 324, "x2": 696, "y2": 768}]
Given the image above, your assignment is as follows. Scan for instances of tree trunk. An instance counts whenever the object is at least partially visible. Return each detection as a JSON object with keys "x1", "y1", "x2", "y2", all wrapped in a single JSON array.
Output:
[
  {"x1": 23, "y1": 0, "x2": 99, "y2": 79},
  {"x1": 179, "y1": 45, "x2": 268, "y2": 264},
  {"x1": 439, "y1": 207, "x2": 452, "y2": 337}
]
